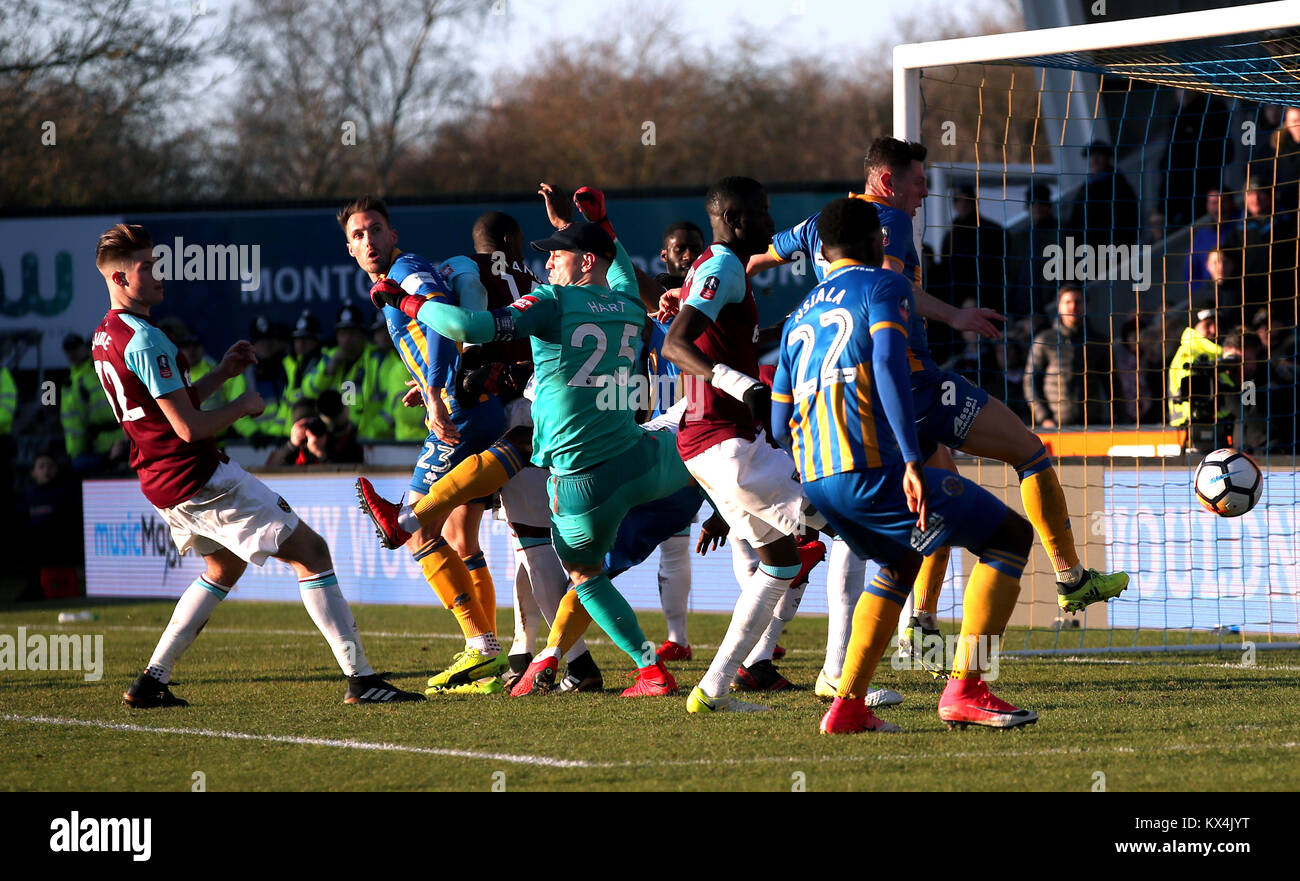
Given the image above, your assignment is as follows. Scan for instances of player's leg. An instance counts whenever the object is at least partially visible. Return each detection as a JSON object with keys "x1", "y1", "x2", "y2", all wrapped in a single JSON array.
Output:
[
  {"x1": 274, "y1": 521, "x2": 423, "y2": 703},
  {"x1": 511, "y1": 433, "x2": 689, "y2": 697},
  {"x1": 656, "y1": 530, "x2": 693, "y2": 659},
  {"x1": 355, "y1": 427, "x2": 531, "y2": 548},
  {"x1": 958, "y1": 394, "x2": 1129, "y2": 611},
  {"x1": 901, "y1": 446, "x2": 953, "y2": 672},
  {"x1": 686, "y1": 438, "x2": 813, "y2": 713},
  {"x1": 936, "y1": 502, "x2": 1038, "y2": 729},
  {"x1": 124, "y1": 546, "x2": 245, "y2": 708},
  {"x1": 737, "y1": 536, "x2": 826, "y2": 690},
  {"x1": 506, "y1": 534, "x2": 542, "y2": 679},
  {"x1": 501, "y1": 464, "x2": 599, "y2": 692}
]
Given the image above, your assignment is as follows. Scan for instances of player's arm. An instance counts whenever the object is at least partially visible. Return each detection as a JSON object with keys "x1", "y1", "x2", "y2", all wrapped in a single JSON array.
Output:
[
  {"x1": 770, "y1": 347, "x2": 795, "y2": 454},
  {"x1": 746, "y1": 215, "x2": 813, "y2": 277},
  {"x1": 191, "y1": 340, "x2": 257, "y2": 403},
  {"x1": 440, "y1": 255, "x2": 490, "y2": 312},
  {"x1": 157, "y1": 388, "x2": 264, "y2": 443},
  {"x1": 372, "y1": 279, "x2": 558, "y2": 347},
  {"x1": 870, "y1": 279, "x2": 928, "y2": 525}
]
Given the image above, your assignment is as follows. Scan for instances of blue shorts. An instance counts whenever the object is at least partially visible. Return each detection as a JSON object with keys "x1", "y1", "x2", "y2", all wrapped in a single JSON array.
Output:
[
  {"x1": 803, "y1": 465, "x2": 1006, "y2": 568},
  {"x1": 913, "y1": 370, "x2": 988, "y2": 451},
  {"x1": 605, "y1": 484, "x2": 705, "y2": 578},
  {"x1": 409, "y1": 396, "x2": 506, "y2": 496}
]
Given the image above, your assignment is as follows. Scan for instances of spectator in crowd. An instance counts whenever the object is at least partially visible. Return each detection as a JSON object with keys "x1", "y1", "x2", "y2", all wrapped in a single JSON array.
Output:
[
  {"x1": 303, "y1": 304, "x2": 379, "y2": 437},
  {"x1": 0, "y1": 362, "x2": 15, "y2": 493},
  {"x1": 283, "y1": 309, "x2": 325, "y2": 435},
  {"x1": 1160, "y1": 88, "x2": 1233, "y2": 229},
  {"x1": 355, "y1": 315, "x2": 396, "y2": 441},
  {"x1": 266, "y1": 400, "x2": 325, "y2": 467},
  {"x1": 1225, "y1": 167, "x2": 1298, "y2": 331},
  {"x1": 1145, "y1": 208, "x2": 1166, "y2": 247},
  {"x1": 1219, "y1": 330, "x2": 1291, "y2": 452},
  {"x1": 1024, "y1": 284, "x2": 1112, "y2": 428},
  {"x1": 1269, "y1": 105, "x2": 1300, "y2": 219},
  {"x1": 935, "y1": 183, "x2": 1006, "y2": 364},
  {"x1": 243, "y1": 314, "x2": 292, "y2": 442},
  {"x1": 1113, "y1": 313, "x2": 1161, "y2": 425},
  {"x1": 18, "y1": 451, "x2": 83, "y2": 601},
  {"x1": 316, "y1": 389, "x2": 363, "y2": 463},
  {"x1": 1168, "y1": 308, "x2": 1235, "y2": 448},
  {"x1": 1248, "y1": 104, "x2": 1286, "y2": 164},
  {"x1": 1192, "y1": 246, "x2": 1244, "y2": 317},
  {"x1": 59, "y1": 333, "x2": 119, "y2": 476},
  {"x1": 1069, "y1": 140, "x2": 1140, "y2": 250},
  {"x1": 1187, "y1": 188, "x2": 1241, "y2": 284},
  {"x1": 1007, "y1": 182, "x2": 1059, "y2": 329}
]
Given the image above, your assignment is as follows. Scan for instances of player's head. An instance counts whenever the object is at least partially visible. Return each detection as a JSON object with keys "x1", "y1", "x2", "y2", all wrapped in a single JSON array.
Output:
[
  {"x1": 660, "y1": 220, "x2": 705, "y2": 276},
  {"x1": 864, "y1": 138, "x2": 928, "y2": 217},
  {"x1": 816, "y1": 197, "x2": 883, "y2": 267},
  {"x1": 96, "y1": 223, "x2": 162, "y2": 310},
  {"x1": 472, "y1": 211, "x2": 524, "y2": 261},
  {"x1": 529, "y1": 221, "x2": 616, "y2": 286},
  {"x1": 704, "y1": 176, "x2": 773, "y2": 257},
  {"x1": 1244, "y1": 167, "x2": 1272, "y2": 217},
  {"x1": 339, "y1": 195, "x2": 398, "y2": 278}
]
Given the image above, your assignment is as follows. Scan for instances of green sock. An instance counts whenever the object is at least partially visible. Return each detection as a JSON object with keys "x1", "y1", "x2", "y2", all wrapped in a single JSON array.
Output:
[{"x1": 574, "y1": 575, "x2": 655, "y2": 667}]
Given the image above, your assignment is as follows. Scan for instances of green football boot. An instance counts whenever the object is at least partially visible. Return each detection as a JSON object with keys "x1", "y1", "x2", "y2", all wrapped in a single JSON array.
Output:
[
  {"x1": 1057, "y1": 569, "x2": 1130, "y2": 613},
  {"x1": 426, "y1": 648, "x2": 509, "y2": 690}
]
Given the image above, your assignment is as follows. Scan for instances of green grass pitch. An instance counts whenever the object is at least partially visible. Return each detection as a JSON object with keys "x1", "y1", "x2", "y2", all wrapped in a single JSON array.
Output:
[{"x1": 2, "y1": 598, "x2": 1298, "y2": 792}]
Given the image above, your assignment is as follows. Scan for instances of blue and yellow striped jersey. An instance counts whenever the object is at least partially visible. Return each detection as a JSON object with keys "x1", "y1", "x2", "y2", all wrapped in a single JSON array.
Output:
[
  {"x1": 772, "y1": 260, "x2": 921, "y2": 482},
  {"x1": 767, "y1": 192, "x2": 936, "y2": 376},
  {"x1": 381, "y1": 249, "x2": 464, "y2": 423}
]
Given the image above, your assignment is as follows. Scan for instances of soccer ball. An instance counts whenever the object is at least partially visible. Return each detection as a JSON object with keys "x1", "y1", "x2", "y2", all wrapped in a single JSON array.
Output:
[{"x1": 1193, "y1": 448, "x2": 1263, "y2": 517}]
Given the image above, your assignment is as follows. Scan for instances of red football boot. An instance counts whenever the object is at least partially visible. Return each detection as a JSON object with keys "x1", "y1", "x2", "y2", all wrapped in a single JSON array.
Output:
[
  {"x1": 819, "y1": 696, "x2": 901, "y2": 734},
  {"x1": 621, "y1": 661, "x2": 678, "y2": 697},
  {"x1": 656, "y1": 640, "x2": 692, "y2": 662},
  {"x1": 355, "y1": 477, "x2": 411, "y2": 550},
  {"x1": 508, "y1": 656, "x2": 558, "y2": 697},
  {"x1": 938, "y1": 677, "x2": 1038, "y2": 729},
  {"x1": 733, "y1": 659, "x2": 793, "y2": 691}
]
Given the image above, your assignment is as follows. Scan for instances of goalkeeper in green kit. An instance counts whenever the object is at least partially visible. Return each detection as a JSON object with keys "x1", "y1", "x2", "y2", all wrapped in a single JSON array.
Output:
[{"x1": 368, "y1": 203, "x2": 687, "y2": 696}]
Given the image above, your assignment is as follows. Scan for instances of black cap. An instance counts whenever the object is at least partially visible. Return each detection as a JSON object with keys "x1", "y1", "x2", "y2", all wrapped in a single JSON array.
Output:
[
  {"x1": 62, "y1": 333, "x2": 86, "y2": 351},
  {"x1": 292, "y1": 310, "x2": 321, "y2": 340},
  {"x1": 955, "y1": 183, "x2": 976, "y2": 199},
  {"x1": 1083, "y1": 139, "x2": 1114, "y2": 157},
  {"x1": 1026, "y1": 182, "x2": 1051, "y2": 204},
  {"x1": 530, "y1": 222, "x2": 617, "y2": 262},
  {"x1": 369, "y1": 312, "x2": 388, "y2": 333},
  {"x1": 335, "y1": 304, "x2": 364, "y2": 330},
  {"x1": 250, "y1": 315, "x2": 274, "y2": 341}
]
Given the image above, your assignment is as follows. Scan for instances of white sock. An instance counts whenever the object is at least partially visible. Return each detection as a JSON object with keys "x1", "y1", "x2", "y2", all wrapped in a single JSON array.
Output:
[
  {"x1": 397, "y1": 503, "x2": 419, "y2": 535},
  {"x1": 824, "y1": 539, "x2": 865, "y2": 680},
  {"x1": 657, "y1": 533, "x2": 692, "y2": 645},
  {"x1": 536, "y1": 645, "x2": 561, "y2": 662},
  {"x1": 1057, "y1": 564, "x2": 1085, "y2": 586},
  {"x1": 743, "y1": 581, "x2": 805, "y2": 666},
  {"x1": 299, "y1": 570, "x2": 374, "y2": 677},
  {"x1": 519, "y1": 542, "x2": 590, "y2": 660},
  {"x1": 730, "y1": 538, "x2": 760, "y2": 587},
  {"x1": 145, "y1": 576, "x2": 229, "y2": 684},
  {"x1": 699, "y1": 564, "x2": 795, "y2": 698},
  {"x1": 467, "y1": 633, "x2": 501, "y2": 654},
  {"x1": 510, "y1": 547, "x2": 540, "y2": 656}
]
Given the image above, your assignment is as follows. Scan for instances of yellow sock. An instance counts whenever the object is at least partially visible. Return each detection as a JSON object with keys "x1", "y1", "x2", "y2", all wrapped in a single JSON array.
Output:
[
  {"x1": 546, "y1": 588, "x2": 593, "y2": 656},
  {"x1": 951, "y1": 559, "x2": 1023, "y2": 679},
  {"x1": 838, "y1": 571, "x2": 909, "y2": 700},
  {"x1": 914, "y1": 546, "x2": 949, "y2": 614},
  {"x1": 413, "y1": 440, "x2": 525, "y2": 530},
  {"x1": 1017, "y1": 450, "x2": 1079, "y2": 574},
  {"x1": 413, "y1": 538, "x2": 486, "y2": 639},
  {"x1": 462, "y1": 552, "x2": 497, "y2": 637}
]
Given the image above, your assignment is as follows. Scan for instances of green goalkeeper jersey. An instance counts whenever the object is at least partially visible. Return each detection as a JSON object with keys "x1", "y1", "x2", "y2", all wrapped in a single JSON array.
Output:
[{"x1": 506, "y1": 243, "x2": 646, "y2": 475}]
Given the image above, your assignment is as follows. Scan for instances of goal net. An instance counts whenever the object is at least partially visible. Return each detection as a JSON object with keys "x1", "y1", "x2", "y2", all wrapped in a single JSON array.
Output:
[{"x1": 893, "y1": 1, "x2": 1300, "y2": 655}]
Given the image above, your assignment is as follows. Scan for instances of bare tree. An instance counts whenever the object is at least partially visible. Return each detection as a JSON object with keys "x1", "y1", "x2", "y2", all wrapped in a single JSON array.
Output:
[
  {"x1": 0, "y1": 0, "x2": 230, "y2": 206},
  {"x1": 220, "y1": 0, "x2": 483, "y2": 199}
]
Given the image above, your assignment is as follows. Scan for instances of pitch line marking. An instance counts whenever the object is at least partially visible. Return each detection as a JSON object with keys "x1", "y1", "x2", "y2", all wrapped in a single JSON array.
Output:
[
  {"x1": 3, "y1": 714, "x2": 1298, "y2": 771},
  {"x1": 0, "y1": 713, "x2": 614, "y2": 769}
]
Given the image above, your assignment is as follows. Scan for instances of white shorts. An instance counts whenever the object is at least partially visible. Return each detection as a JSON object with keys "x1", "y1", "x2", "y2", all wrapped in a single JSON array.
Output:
[
  {"x1": 504, "y1": 396, "x2": 533, "y2": 431},
  {"x1": 158, "y1": 460, "x2": 300, "y2": 565},
  {"x1": 684, "y1": 432, "x2": 807, "y2": 547},
  {"x1": 500, "y1": 465, "x2": 552, "y2": 529}
]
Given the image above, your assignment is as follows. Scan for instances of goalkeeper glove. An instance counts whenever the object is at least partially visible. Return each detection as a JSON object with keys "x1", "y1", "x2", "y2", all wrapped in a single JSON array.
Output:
[
  {"x1": 456, "y1": 360, "x2": 534, "y2": 408},
  {"x1": 370, "y1": 278, "x2": 423, "y2": 319},
  {"x1": 574, "y1": 186, "x2": 616, "y2": 241}
]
